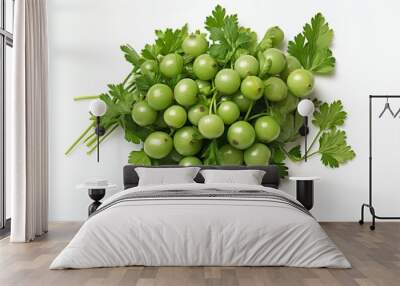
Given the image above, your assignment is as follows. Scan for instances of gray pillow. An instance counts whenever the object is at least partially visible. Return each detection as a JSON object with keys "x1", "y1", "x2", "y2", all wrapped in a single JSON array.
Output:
[
  {"x1": 200, "y1": 169, "x2": 266, "y2": 185},
  {"x1": 136, "y1": 167, "x2": 200, "y2": 186}
]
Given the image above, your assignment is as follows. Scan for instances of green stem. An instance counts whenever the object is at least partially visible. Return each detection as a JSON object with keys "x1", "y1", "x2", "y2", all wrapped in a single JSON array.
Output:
[
  {"x1": 244, "y1": 101, "x2": 254, "y2": 121},
  {"x1": 306, "y1": 129, "x2": 323, "y2": 154},
  {"x1": 209, "y1": 91, "x2": 218, "y2": 114},
  {"x1": 86, "y1": 135, "x2": 98, "y2": 148},
  {"x1": 305, "y1": 151, "x2": 319, "y2": 158},
  {"x1": 122, "y1": 70, "x2": 134, "y2": 87},
  {"x1": 73, "y1": 95, "x2": 100, "y2": 101},
  {"x1": 83, "y1": 132, "x2": 95, "y2": 144},
  {"x1": 127, "y1": 84, "x2": 136, "y2": 92},
  {"x1": 87, "y1": 124, "x2": 119, "y2": 155},
  {"x1": 65, "y1": 122, "x2": 95, "y2": 155},
  {"x1": 247, "y1": 112, "x2": 269, "y2": 121},
  {"x1": 283, "y1": 146, "x2": 319, "y2": 162}
]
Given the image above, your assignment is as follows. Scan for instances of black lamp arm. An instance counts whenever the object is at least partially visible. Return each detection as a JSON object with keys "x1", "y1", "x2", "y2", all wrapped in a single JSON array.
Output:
[{"x1": 94, "y1": 116, "x2": 105, "y2": 162}]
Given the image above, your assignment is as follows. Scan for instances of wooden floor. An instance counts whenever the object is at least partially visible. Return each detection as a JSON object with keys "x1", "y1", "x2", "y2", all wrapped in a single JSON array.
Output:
[{"x1": 0, "y1": 222, "x2": 399, "y2": 286}]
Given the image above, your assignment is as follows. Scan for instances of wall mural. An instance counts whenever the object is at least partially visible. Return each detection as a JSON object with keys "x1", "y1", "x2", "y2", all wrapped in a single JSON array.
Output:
[{"x1": 65, "y1": 5, "x2": 355, "y2": 177}]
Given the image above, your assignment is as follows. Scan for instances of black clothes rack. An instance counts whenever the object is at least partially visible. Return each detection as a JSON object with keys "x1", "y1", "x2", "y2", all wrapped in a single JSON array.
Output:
[{"x1": 359, "y1": 95, "x2": 400, "y2": 230}]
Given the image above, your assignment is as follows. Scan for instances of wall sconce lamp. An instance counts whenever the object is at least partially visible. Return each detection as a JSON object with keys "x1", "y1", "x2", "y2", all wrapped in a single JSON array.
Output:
[
  {"x1": 297, "y1": 99, "x2": 315, "y2": 162},
  {"x1": 89, "y1": 100, "x2": 107, "y2": 162}
]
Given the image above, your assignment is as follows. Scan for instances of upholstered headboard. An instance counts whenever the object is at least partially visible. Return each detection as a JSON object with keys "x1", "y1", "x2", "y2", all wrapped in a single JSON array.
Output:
[{"x1": 123, "y1": 165, "x2": 280, "y2": 189}]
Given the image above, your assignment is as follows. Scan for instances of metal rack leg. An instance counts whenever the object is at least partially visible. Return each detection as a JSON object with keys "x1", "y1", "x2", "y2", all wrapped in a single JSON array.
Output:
[
  {"x1": 370, "y1": 206, "x2": 376, "y2": 231},
  {"x1": 359, "y1": 204, "x2": 365, "y2": 225},
  {"x1": 359, "y1": 203, "x2": 376, "y2": 230}
]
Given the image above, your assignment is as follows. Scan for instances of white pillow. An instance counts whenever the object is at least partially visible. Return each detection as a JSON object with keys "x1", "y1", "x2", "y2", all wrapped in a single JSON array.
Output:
[
  {"x1": 136, "y1": 167, "x2": 200, "y2": 186},
  {"x1": 200, "y1": 169, "x2": 266, "y2": 185}
]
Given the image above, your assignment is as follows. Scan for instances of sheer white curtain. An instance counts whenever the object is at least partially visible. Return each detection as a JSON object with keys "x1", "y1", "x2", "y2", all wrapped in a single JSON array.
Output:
[{"x1": 9, "y1": 0, "x2": 48, "y2": 242}]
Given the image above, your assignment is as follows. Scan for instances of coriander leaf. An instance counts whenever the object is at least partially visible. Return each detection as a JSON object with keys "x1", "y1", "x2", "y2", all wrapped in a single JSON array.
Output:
[
  {"x1": 288, "y1": 13, "x2": 335, "y2": 74},
  {"x1": 240, "y1": 27, "x2": 258, "y2": 54},
  {"x1": 272, "y1": 94, "x2": 300, "y2": 118},
  {"x1": 224, "y1": 18, "x2": 239, "y2": 44},
  {"x1": 183, "y1": 54, "x2": 194, "y2": 64},
  {"x1": 154, "y1": 24, "x2": 188, "y2": 55},
  {"x1": 128, "y1": 150, "x2": 151, "y2": 166},
  {"x1": 276, "y1": 112, "x2": 303, "y2": 143},
  {"x1": 312, "y1": 100, "x2": 347, "y2": 130},
  {"x1": 155, "y1": 150, "x2": 183, "y2": 165},
  {"x1": 202, "y1": 140, "x2": 219, "y2": 165},
  {"x1": 108, "y1": 84, "x2": 135, "y2": 112},
  {"x1": 168, "y1": 149, "x2": 184, "y2": 163},
  {"x1": 120, "y1": 44, "x2": 142, "y2": 70},
  {"x1": 135, "y1": 73, "x2": 161, "y2": 95},
  {"x1": 318, "y1": 129, "x2": 355, "y2": 168},
  {"x1": 108, "y1": 84, "x2": 135, "y2": 114},
  {"x1": 205, "y1": 5, "x2": 238, "y2": 31},
  {"x1": 99, "y1": 84, "x2": 136, "y2": 127},
  {"x1": 206, "y1": 7, "x2": 252, "y2": 65},
  {"x1": 311, "y1": 48, "x2": 335, "y2": 74},
  {"x1": 120, "y1": 114, "x2": 152, "y2": 142},
  {"x1": 119, "y1": 115, "x2": 141, "y2": 144},
  {"x1": 98, "y1": 94, "x2": 119, "y2": 127},
  {"x1": 141, "y1": 44, "x2": 160, "y2": 61},
  {"x1": 288, "y1": 34, "x2": 307, "y2": 67},
  {"x1": 164, "y1": 73, "x2": 186, "y2": 89},
  {"x1": 208, "y1": 43, "x2": 229, "y2": 62},
  {"x1": 124, "y1": 128, "x2": 141, "y2": 144},
  {"x1": 274, "y1": 162, "x2": 289, "y2": 178},
  {"x1": 288, "y1": 145, "x2": 302, "y2": 161},
  {"x1": 233, "y1": 48, "x2": 249, "y2": 62},
  {"x1": 269, "y1": 143, "x2": 286, "y2": 163}
]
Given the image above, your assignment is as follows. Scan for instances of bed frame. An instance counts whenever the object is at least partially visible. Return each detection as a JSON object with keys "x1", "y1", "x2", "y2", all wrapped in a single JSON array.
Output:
[{"x1": 123, "y1": 165, "x2": 280, "y2": 189}]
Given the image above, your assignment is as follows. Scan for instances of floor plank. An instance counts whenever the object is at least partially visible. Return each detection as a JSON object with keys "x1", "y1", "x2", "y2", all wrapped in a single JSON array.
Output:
[{"x1": 0, "y1": 222, "x2": 399, "y2": 286}]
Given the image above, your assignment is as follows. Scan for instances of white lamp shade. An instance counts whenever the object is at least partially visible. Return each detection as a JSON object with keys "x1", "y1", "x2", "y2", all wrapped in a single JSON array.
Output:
[
  {"x1": 89, "y1": 99, "x2": 107, "y2": 117},
  {"x1": 297, "y1": 99, "x2": 315, "y2": 117}
]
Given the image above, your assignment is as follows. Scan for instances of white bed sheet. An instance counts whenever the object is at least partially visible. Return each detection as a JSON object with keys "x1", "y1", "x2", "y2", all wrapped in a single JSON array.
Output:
[{"x1": 50, "y1": 183, "x2": 350, "y2": 269}]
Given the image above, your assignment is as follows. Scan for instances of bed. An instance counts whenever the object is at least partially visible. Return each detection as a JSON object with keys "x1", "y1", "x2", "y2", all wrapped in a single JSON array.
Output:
[{"x1": 50, "y1": 165, "x2": 350, "y2": 269}]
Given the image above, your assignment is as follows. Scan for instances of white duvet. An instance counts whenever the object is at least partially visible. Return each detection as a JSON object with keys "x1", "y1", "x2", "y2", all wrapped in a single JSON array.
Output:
[{"x1": 50, "y1": 183, "x2": 350, "y2": 269}]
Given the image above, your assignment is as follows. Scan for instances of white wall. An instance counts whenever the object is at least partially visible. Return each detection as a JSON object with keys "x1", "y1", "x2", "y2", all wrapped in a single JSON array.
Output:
[{"x1": 48, "y1": 0, "x2": 400, "y2": 221}]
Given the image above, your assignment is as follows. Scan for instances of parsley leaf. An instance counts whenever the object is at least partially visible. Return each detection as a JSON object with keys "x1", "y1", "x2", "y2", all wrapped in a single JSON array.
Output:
[
  {"x1": 141, "y1": 44, "x2": 160, "y2": 61},
  {"x1": 154, "y1": 150, "x2": 183, "y2": 166},
  {"x1": 274, "y1": 162, "x2": 289, "y2": 178},
  {"x1": 135, "y1": 73, "x2": 162, "y2": 95},
  {"x1": 128, "y1": 150, "x2": 152, "y2": 166},
  {"x1": 154, "y1": 24, "x2": 188, "y2": 55},
  {"x1": 202, "y1": 140, "x2": 219, "y2": 165},
  {"x1": 205, "y1": 5, "x2": 238, "y2": 30},
  {"x1": 312, "y1": 100, "x2": 347, "y2": 130},
  {"x1": 269, "y1": 143, "x2": 286, "y2": 163},
  {"x1": 119, "y1": 114, "x2": 152, "y2": 144},
  {"x1": 120, "y1": 44, "x2": 142, "y2": 70},
  {"x1": 99, "y1": 84, "x2": 135, "y2": 127},
  {"x1": 288, "y1": 145, "x2": 302, "y2": 161},
  {"x1": 100, "y1": 84, "x2": 137, "y2": 128},
  {"x1": 108, "y1": 84, "x2": 135, "y2": 112},
  {"x1": 288, "y1": 13, "x2": 335, "y2": 74},
  {"x1": 319, "y1": 129, "x2": 355, "y2": 168},
  {"x1": 269, "y1": 94, "x2": 302, "y2": 143},
  {"x1": 276, "y1": 112, "x2": 303, "y2": 143},
  {"x1": 205, "y1": 6, "x2": 252, "y2": 65}
]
